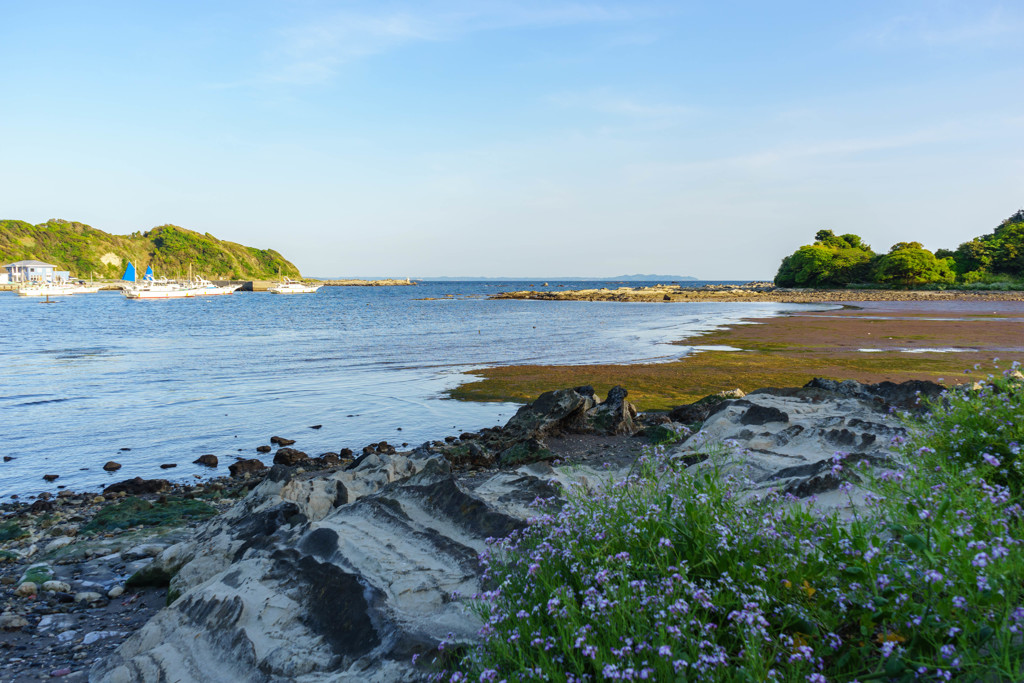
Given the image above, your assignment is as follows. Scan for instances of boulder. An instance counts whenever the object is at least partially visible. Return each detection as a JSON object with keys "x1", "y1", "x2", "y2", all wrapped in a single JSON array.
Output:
[
  {"x1": 256, "y1": 445, "x2": 272, "y2": 454},
  {"x1": 193, "y1": 454, "x2": 218, "y2": 468},
  {"x1": 270, "y1": 436, "x2": 296, "y2": 446},
  {"x1": 229, "y1": 459, "x2": 268, "y2": 478},
  {"x1": 103, "y1": 478, "x2": 170, "y2": 496},
  {"x1": 582, "y1": 385, "x2": 639, "y2": 435},
  {"x1": 103, "y1": 461, "x2": 122, "y2": 472},
  {"x1": 501, "y1": 386, "x2": 598, "y2": 442},
  {"x1": 273, "y1": 448, "x2": 309, "y2": 467}
]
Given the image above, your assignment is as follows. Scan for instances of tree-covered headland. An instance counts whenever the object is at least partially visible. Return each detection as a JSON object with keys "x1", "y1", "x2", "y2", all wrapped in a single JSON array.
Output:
[
  {"x1": 775, "y1": 210, "x2": 1024, "y2": 289},
  {"x1": 0, "y1": 219, "x2": 300, "y2": 280}
]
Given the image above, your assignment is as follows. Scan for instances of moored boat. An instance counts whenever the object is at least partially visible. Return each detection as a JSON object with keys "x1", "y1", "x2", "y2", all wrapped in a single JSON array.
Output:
[
  {"x1": 17, "y1": 282, "x2": 75, "y2": 297},
  {"x1": 121, "y1": 263, "x2": 241, "y2": 299},
  {"x1": 269, "y1": 277, "x2": 321, "y2": 294}
]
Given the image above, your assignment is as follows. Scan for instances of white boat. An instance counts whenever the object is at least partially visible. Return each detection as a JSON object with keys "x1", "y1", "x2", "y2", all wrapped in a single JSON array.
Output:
[
  {"x1": 17, "y1": 282, "x2": 76, "y2": 297},
  {"x1": 68, "y1": 281, "x2": 101, "y2": 294},
  {"x1": 269, "y1": 278, "x2": 321, "y2": 294},
  {"x1": 124, "y1": 277, "x2": 241, "y2": 299},
  {"x1": 121, "y1": 263, "x2": 241, "y2": 299}
]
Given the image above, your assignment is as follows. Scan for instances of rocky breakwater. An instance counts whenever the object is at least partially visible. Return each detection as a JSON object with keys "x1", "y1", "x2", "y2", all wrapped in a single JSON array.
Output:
[
  {"x1": 90, "y1": 379, "x2": 938, "y2": 681},
  {"x1": 491, "y1": 283, "x2": 1024, "y2": 303}
]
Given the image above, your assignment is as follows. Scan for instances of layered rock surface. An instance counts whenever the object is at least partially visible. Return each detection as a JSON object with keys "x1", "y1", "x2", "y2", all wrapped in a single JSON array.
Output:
[{"x1": 90, "y1": 380, "x2": 935, "y2": 682}]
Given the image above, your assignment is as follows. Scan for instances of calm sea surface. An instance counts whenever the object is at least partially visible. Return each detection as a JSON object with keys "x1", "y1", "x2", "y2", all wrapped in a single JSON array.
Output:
[{"x1": 0, "y1": 281, "x2": 826, "y2": 499}]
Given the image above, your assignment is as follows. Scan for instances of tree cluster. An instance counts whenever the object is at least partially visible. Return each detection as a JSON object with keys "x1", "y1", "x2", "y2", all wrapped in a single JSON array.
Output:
[{"x1": 774, "y1": 211, "x2": 1024, "y2": 288}]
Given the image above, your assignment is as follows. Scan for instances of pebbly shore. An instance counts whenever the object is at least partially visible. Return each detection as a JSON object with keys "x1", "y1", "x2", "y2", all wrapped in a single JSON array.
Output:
[{"x1": 490, "y1": 282, "x2": 1024, "y2": 303}]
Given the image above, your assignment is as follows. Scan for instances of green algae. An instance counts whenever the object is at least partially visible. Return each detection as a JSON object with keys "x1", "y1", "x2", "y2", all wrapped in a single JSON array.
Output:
[{"x1": 83, "y1": 497, "x2": 217, "y2": 534}]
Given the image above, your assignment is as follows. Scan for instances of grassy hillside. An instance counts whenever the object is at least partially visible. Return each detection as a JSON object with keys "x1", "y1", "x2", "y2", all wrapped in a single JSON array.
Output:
[{"x1": 0, "y1": 219, "x2": 301, "y2": 280}]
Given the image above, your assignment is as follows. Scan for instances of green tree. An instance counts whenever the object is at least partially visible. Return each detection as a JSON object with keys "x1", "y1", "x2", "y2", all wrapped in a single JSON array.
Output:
[
  {"x1": 874, "y1": 243, "x2": 955, "y2": 288},
  {"x1": 775, "y1": 230, "x2": 874, "y2": 287}
]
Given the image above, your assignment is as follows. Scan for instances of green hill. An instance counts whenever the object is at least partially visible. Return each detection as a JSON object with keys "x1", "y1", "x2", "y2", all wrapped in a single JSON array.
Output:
[{"x1": 0, "y1": 219, "x2": 301, "y2": 280}]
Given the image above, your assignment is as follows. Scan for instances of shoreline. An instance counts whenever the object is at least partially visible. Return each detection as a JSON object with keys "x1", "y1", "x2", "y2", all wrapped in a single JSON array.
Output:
[
  {"x1": 450, "y1": 299, "x2": 1024, "y2": 410},
  {"x1": 491, "y1": 283, "x2": 1024, "y2": 303}
]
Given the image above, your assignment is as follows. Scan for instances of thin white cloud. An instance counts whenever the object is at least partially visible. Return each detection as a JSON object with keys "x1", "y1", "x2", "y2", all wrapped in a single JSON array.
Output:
[
  {"x1": 866, "y1": 6, "x2": 1023, "y2": 48},
  {"x1": 258, "y1": 2, "x2": 644, "y2": 86}
]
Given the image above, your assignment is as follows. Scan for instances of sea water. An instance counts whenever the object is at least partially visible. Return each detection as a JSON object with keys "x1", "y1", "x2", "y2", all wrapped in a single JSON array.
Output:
[{"x1": 0, "y1": 282, "x2": 826, "y2": 498}]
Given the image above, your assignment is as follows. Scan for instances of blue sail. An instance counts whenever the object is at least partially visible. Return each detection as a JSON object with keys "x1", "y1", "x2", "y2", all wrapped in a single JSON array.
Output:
[
  {"x1": 144, "y1": 266, "x2": 154, "y2": 281},
  {"x1": 121, "y1": 262, "x2": 136, "y2": 282}
]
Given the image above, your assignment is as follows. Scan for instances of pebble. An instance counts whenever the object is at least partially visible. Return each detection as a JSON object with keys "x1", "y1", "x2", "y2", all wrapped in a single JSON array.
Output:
[
  {"x1": 41, "y1": 580, "x2": 72, "y2": 593},
  {"x1": 0, "y1": 612, "x2": 29, "y2": 630},
  {"x1": 14, "y1": 581, "x2": 37, "y2": 596},
  {"x1": 108, "y1": 586, "x2": 124, "y2": 598},
  {"x1": 73, "y1": 591, "x2": 103, "y2": 603},
  {"x1": 83, "y1": 630, "x2": 123, "y2": 645},
  {"x1": 45, "y1": 537, "x2": 76, "y2": 553}
]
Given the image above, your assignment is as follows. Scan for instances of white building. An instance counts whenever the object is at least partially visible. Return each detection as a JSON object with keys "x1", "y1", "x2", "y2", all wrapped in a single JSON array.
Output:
[{"x1": 2, "y1": 260, "x2": 62, "y2": 283}]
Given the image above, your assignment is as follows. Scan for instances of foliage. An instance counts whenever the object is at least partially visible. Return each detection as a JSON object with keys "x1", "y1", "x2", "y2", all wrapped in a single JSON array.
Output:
[
  {"x1": 873, "y1": 242, "x2": 955, "y2": 288},
  {"x1": 0, "y1": 218, "x2": 300, "y2": 280},
  {"x1": 775, "y1": 230, "x2": 875, "y2": 287},
  {"x1": 775, "y1": 211, "x2": 1024, "y2": 289},
  {"x1": 444, "y1": 371, "x2": 1024, "y2": 681}
]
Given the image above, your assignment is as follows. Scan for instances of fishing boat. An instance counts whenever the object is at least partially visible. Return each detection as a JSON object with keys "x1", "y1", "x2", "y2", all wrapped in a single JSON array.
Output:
[
  {"x1": 268, "y1": 277, "x2": 321, "y2": 294},
  {"x1": 121, "y1": 263, "x2": 241, "y2": 299},
  {"x1": 17, "y1": 282, "x2": 76, "y2": 297}
]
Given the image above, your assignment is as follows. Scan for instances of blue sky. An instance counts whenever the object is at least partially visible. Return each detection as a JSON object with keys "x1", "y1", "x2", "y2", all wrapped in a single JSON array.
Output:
[{"x1": 2, "y1": 1, "x2": 1022, "y2": 278}]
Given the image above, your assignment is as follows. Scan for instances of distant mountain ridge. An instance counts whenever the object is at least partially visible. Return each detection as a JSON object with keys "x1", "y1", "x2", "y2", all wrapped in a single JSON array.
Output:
[
  {"x1": 404, "y1": 274, "x2": 700, "y2": 282},
  {"x1": 0, "y1": 219, "x2": 300, "y2": 280}
]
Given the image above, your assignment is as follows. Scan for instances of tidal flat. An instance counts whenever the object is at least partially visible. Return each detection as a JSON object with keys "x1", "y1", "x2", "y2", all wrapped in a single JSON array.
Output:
[{"x1": 450, "y1": 300, "x2": 1024, "y2": 409}]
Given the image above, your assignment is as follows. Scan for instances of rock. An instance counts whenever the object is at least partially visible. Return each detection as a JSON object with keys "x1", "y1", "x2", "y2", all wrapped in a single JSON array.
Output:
[
  {"x1": 310, "y1": 425, "x2": 322, "y2": 430},
  {"x1": 21, "y1": 563, "x2": 54, "y2": 585},
  {"x1": 273, "y1": 448, "x2": 309, "y2": 467},
  {"x1": 669, "y1": 394, "x2": 733, "y2": 425},
  {"x1": 270, "y1": 436, "x2": 296, "y2": 446},
  {"x1": 229, "y1": 459, "x2": 268, "y2": 478},
  {"x1": 42, "y1": 580, "x2": 73, "y2": 593},
  {"x1": 45, "y1": 536, "x2": 76, "y2": 552},
  {"x1": 160, "y1": 463, "x2": 178, "y2": 469},
  {"x1": 0, "y1": 612, "x2": 29, "y2": 630},
  {"x1": 103, "y1": 461, "x2": 122, "y2": 472},
  {"x1": 29, "y1": 498, "x2": 55, "y2": 513},
  {"x1": 339, "y1": 448, "x2": 353, "y2": 458},
  {"x1": 74, "y1": 591, "x2": 104, "y2": 603},
  {"x1": 502, "y1": 386, "x2": 598, "y2": 441},
  {"x1": 92, "y1": 495, "x2": 105, "y2": 503},
  {"x1": 43, "y1": 473, "x2": 60, "y2": 481},
  {"x1": 15, "y1": 582, "x2": 37, "y2": 596},
  {"x1": 108, "y1": 586, "x2": 125, "y2": 598},
  {"x1": 194, "y1": 454, "x2": 218, "y2": 467},
  {"x1": 669, "y1": 380, "x2": 912, "y2": 502},
  {"x1": 256, "y1": 445, "x2": 272, "y2": 453},
  {"x1": 102, "y1": 477, "x2": 170, "y2": 496},
  {"x1": 795, "y1": 378, "x2": 943, "y2": 412},
  {"x1": 583, "y1": 385, "x2": 639, "y2": 435},
  {"x1": 84, "y1": 630, "x2": 124, "y2": 645},
  {"x1": 2, "y1": 455, "x2": 13, "y2": 462}
]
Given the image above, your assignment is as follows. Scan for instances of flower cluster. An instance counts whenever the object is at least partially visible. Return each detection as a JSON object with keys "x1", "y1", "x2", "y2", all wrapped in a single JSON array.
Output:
[{"x1": 435, "y1": 367, "x2": 1024, "y2": 681}]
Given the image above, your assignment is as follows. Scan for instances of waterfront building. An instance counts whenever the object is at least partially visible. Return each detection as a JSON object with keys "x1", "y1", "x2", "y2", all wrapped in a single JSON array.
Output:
[{"x1": 2, "y1": 260, "x2": 64, "y2": 283}]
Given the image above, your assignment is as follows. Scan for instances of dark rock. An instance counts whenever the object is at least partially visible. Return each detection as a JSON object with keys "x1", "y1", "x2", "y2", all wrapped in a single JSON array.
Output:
[
  {"x1": 740, "y1": 405, "x2": 789, "y2": 425},
  {"x1": 444, "y1": 436, "x2": 457, "y2": 443},
  {"x1": 160, "y1": 463, "x2": 178, "y2": 469},
  {"x1": 273, "y1": 448, "x2": 309, "y2": 467},
  {"x1": 229, "y1": 459, "x2": 268, "y2": 478},
  {"x1": 310, "y1": 425, "x2": 322, "y2": 430},
  {"x1": 103, "y1": 461, "x2": 122, "y2": 472},
  {"x1": 669, "y1": 394, "x2": 731, "y2": 424},
  {"x1": 502, "y1": 386, "x2": 598, "y2": 441},
  {"x1": 194, "y1": 454, "x2": 218, "y2": 467},
  {"x1": 339, "y1": 448, "x2": 353, "y2": 458},
  {"x1": 43, "y1": 474, "x2": 59, "y2": 482},
  {"x1": 2, "y1": 456, "x2": 13, "y2": 462},
  {"x1": 29, "y1": 499, "x2": 54, "y2": 513},
  {"x1": 256, "y1": 445, "x2": 271, "y2": 454},
  {"x1": 270, "y1": 436, "x2": 296, "y2": 446},
  {"x1": 120, "y1": 448, "x2": 131, "y2": 451},
  {"x1": 584, "y1": 385, "x2": 639, "y2": 435},
  {"x1": 102, "y1": 477, "x2": 171, "y2": 495}
]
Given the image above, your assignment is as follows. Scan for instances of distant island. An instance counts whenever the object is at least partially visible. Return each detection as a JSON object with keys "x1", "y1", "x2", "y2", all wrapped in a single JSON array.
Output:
[
  {"x1": 0, "y1": 219, "x2": 300, "y2": 280},
  {"x1": 410, "y1": 274, "x2": 699, "y2": 282}
]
